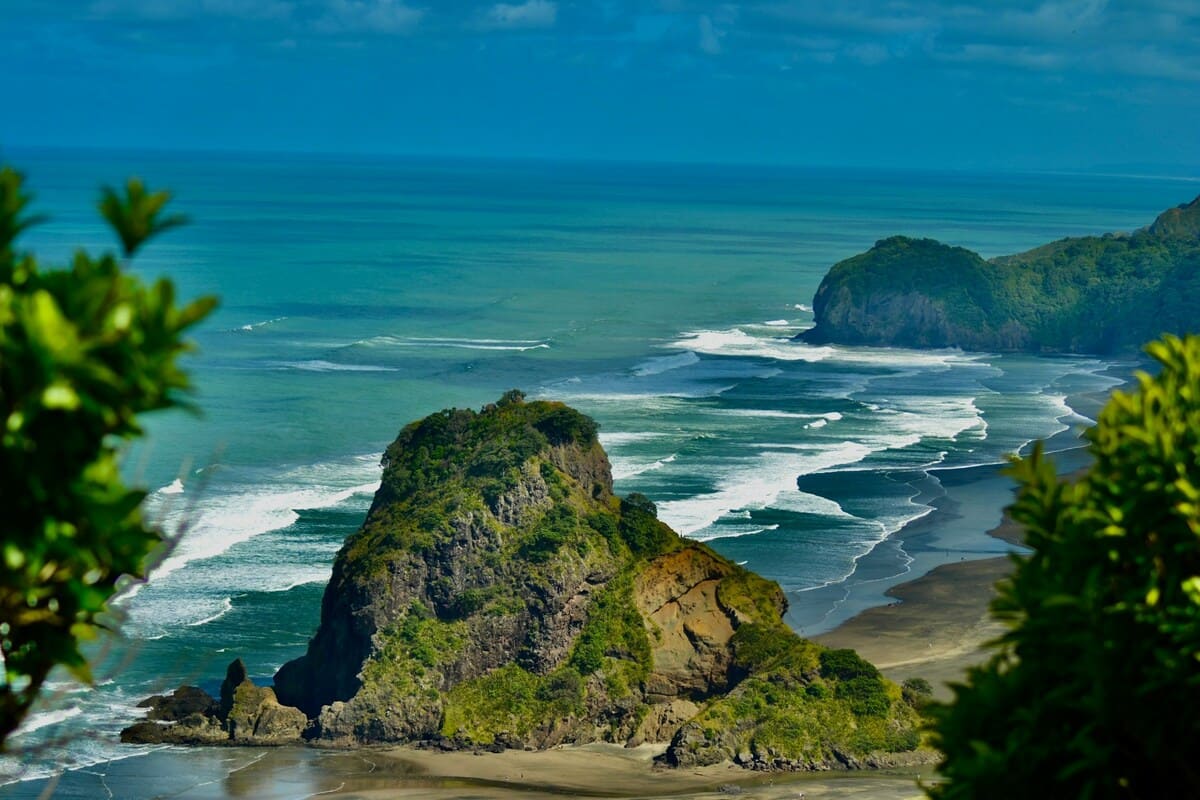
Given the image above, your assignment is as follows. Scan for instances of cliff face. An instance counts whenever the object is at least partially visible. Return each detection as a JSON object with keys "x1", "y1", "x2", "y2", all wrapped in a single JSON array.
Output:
[
  {"x1": 268, "y1": 393, "x2": 923, "y2": 767},
  {"x1": 799, "y1": 196, "x2": 1200, "y2": 354}
]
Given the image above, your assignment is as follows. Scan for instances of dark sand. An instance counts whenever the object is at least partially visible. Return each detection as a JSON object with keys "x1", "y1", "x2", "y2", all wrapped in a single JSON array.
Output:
[{"x1": 814, "y1": 549, "x2": 1015, "y2": 700}]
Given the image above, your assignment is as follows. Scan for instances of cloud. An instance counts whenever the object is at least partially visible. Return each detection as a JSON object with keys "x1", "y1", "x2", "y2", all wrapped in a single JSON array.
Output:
[
  {"x1": 846, "y1": 41, "x2": 888, "y2": 65},
  {"x1": 88, "y1": 0, "x2": 294, "y2": 21},
  {"x1": 480, "y1": 0, "x2": 557, "y2": 30},
  {"x1": 313, "y1": 0, "x2": 423, "y2": 34},
  {"x1": 35, "y1": 0, "x2": 1200, "y2": 85},
  {"x1": 698, "y1": 14, "x2": 721, "y2": 54},
  {"x1": 938, "y1": 42, "x2": 1065, "y2": 71}
]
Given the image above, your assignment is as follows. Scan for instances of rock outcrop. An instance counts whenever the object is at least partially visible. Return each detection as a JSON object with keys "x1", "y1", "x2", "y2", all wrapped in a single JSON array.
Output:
[
  {"x1": 799, "y1": 195, "x2": 1200, "y2": 354},
  {"x1": 122, "y1": 659, "x2": 307, "y2": 746},
  {"x1": 261, "y1": 392, "x2": 924, "y2": 767}
]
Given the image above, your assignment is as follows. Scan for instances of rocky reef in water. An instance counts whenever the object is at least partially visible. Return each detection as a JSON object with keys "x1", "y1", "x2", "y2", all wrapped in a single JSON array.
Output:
[
  {"x1": 798, "y1": 195, "x2": 1200, "y2": 353},
  {"x1": 122, "y1": 659, "x2": 306, "y2": 745},
  {"x1": 125, "y1": 392, "x2": 926, "y2": 769}
]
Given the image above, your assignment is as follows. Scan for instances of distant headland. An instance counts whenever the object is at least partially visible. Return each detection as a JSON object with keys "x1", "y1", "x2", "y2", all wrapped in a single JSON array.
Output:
[{"x1": 798, "y1": 195, "x2": 1200, "y2": 353}]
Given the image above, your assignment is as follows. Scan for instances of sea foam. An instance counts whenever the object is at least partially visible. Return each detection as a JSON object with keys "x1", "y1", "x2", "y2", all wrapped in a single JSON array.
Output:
[{"x1": 657, "y1": 442, "x2": 873, "y2": 536}]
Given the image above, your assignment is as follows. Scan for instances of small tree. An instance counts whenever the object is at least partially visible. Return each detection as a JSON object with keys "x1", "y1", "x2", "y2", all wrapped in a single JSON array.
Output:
[
  {"x1": 0, "y1": 166, "x2": 215, "y2": 747},
  {"x1": 929, "y1": 334, "x2": 1200, "y2": 799}
]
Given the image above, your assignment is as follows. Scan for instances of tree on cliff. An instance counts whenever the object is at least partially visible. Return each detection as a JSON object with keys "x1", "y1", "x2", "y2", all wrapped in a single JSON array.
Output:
[
  {"x1": 0, "y1": 166, "x2": 214, "y2": 747},
  {"x1": 929, "y1": 334, "x2": 1200, "y2": 799}
]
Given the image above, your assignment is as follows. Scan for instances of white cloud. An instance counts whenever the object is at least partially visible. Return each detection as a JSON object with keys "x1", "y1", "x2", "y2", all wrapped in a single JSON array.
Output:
[
  {"x1": 89, "y1": 0, "x2": 293, "y2": 21},
  {"x1": 699, "y1": 14, "x2": 721, "y2": 54},
  {"x1": 314, "y1": 0, "x2": 423, "y2": 34},
  {"x1": 846, "y1": 41, "x2": 888, "y2": 65},
  {"x1": 481, "y1": 0, "x2": 557, "y2": 30},
  {"x1": 939, "y1": 43, "x2": 1065, "y2": 71}
]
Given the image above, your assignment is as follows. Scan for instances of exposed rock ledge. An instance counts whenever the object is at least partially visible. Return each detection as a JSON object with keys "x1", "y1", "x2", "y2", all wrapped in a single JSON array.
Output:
[{"x1": 122, "y1": 659, "x2": 307, "y2": 746}]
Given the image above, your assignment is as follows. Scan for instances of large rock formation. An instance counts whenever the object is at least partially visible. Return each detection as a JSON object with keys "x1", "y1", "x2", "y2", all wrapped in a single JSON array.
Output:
[
  {"x1": 799, "y1": 195, "x2": 1200, "y2": 354},
  {"x1": 122, "y1": 659, "x2": 307, "y2": 745},
  {"x1": 261, "y1": 392, "x2": 924, "y2": 767}
]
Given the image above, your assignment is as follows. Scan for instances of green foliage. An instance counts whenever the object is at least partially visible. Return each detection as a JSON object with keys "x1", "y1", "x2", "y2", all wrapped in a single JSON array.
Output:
[
  {"x1": 569, "y1": 572, "x2": 651, "y2": 677},
  {"x1": 685, "y1": 626, "x2": 920, "y2": 763},
  {"x1": 343, "y1": 392, "x2": 611, "y2": 586},
  {"x1": 365, "y1": 606, "x2": 465, "y2": 689},
  {"x1": 441, "y1": 663, "x2": 584, "y2": 744},
  {"x1": 520, "y1": 505, "x2": 581, "y2": 563},
  {"x1": 617, "y1": 493, "x2": 675, "y2": 556},
  {"x1": 687, "y1": 666, "x2": 919, "y2": 763},
  {"x1": 929, "y1": 334, "x2": 1200, "y2": 799},
  {"x1": 818, "y1": 648, "x2": 879, "y2": 681},
  {"x1": 806, "y1": 199, "x2": 1200, "y2": 353},
  {"x1": 98, "y1": 178, "x2": 188, "y2": 257},
  {"x1": 717, "y1": 567, "x2": 786, "y2": 624},
  {"x1": 901, "y1": 677, "x2": 933, "y2": 711},
  {"x1": 533, "y1": 405, "x2": 599, "y2": 447},
  {"x1": 819, "y1": 649, "x2": 889, "y2": 717},
  {"x1": 0, "y1": 166, "x2": 214, "y2": 747}
]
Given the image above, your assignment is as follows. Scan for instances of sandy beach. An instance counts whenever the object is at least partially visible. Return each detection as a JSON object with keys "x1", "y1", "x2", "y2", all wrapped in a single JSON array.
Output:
[{"x1": 813, "y1": 514, "x2": 1023, "y2": 701}]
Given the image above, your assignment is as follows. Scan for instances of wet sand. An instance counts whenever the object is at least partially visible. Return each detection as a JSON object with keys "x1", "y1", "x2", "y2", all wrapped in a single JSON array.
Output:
[{"x1": 323, "y1": 743, "x2": 934, "y2": 799}]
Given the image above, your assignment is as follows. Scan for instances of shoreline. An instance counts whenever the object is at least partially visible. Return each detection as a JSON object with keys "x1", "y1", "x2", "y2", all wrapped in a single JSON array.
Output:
[{"x1": 814, "y1": 461, "x2": 1087, "y2": 700}]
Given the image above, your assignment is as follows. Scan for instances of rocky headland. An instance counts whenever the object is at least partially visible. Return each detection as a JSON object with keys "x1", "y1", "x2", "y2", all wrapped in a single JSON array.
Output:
[
  {"x1": 798, "y1": 195, "x2": 1200, "y2": 353},
  {"x1": 125, "y1": 392, "x2": 926, "y2": 770}
]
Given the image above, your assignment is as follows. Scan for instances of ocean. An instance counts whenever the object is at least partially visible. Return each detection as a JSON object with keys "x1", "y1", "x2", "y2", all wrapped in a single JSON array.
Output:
[{"x1": 1, "y1": 150, "x2": 1193, "y2": 796}]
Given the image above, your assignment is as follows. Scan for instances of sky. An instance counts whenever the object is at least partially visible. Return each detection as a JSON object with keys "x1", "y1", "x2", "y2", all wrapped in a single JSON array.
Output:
[{"x1": 2, "y1": 0, "x2": 1198, "y2": 170}]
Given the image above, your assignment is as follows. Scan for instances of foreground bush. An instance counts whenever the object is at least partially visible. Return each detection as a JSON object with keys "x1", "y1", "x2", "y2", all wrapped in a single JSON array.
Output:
[
  {"x1": 930, "y1": 334, "x2": 1200, "y2": 799},
  {"x1": 0, "y1": 166, "x2": 214, "y2": 747}
]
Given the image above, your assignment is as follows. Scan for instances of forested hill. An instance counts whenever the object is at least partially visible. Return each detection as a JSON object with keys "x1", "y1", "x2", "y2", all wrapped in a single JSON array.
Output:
[{"x1": 798, "y1": 195, "x2": 1200, "y2": 354}]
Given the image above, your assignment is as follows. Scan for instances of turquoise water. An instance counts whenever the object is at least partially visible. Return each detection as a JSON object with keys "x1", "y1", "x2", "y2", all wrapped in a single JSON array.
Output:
[{"x1": 1, "y1": 150, "x2": 1194, "y2": 793}]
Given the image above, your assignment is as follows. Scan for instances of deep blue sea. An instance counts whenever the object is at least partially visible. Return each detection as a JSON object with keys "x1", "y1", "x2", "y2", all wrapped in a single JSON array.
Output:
[{"x1": 2, "y1": 150, "x2": 1195, "y2": 795}]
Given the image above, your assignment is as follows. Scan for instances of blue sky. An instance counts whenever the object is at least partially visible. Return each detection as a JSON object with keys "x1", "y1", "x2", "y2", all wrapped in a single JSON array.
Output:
[{"x1": 2, "y1": 0, "x2": 1198, "y2": 170}]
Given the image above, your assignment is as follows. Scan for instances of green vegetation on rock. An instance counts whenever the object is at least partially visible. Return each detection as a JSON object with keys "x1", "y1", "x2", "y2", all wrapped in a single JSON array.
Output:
[
  {"x1": 929, "y1": 335, "x2": 1200, "y2": 798},
  {"x1": 800, "y1": 196, "x2": 1200, "y2": 353},
  {"x1": 273, "y1": 393, "x2": 924, "y2": 769}
]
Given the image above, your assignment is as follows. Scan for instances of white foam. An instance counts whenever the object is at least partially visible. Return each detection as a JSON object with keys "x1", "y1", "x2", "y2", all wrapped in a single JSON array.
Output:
[
  {"x1": 140, "y1": 455, "x2": 383, "y2": 590},
  {"x1": 599, "y1": 431, "x2": 667, "y2": 447},
  {"x1": 235, "y1": 316, "x2": 287, "y2": 332},
  {"x1": 763, "y1": 319, "x2": 791, "y2": 327},
  {"x1": 698, "y1": 523, "x2": 782, "y2": 542},
  {"x1": 793, "y1": 304, "x2": 813, "y2": 312},
  {"x1": 869, "y1": 395, "x2": 987, "y2": 445},
  {"x1": 657, "y1": 442, "x2": 873, "y2": 536},
  {"x1": 186, "y1": 597, "x2": 233, "y2": 627},
  {"x1": 721, "y1": 409, "x2": 842, "y2": 421},
  {"x1": 547, "y1": 386, "x2": 734, "y2": 402},
  {"x1": 12, "y1": 707, "x2": 82, "y2": 737},
  {"x1": 806, "y1": 419, "x2": 827, "y2": 429},
  {"x1": 666, "y1": 326, "x2": 990, "y2": 371},
  {"x1": 360, "y1": 335, "x2": 550, "y2": 352},
  {"x1": 667, "y1": 328, "x2": 835, "y2": 362},
  {"x1": 632, "y1": 351, "x2": 700, "y2": 376},
  {"x1": 156, "y1": 478, "x2": 184, "y2": 495},
  {"x1": 611, "y1": 454, "x2": 676, "y2": 480},
  {"x1": 275, "y1": 360, "x2": 398, "y2": 372},
  {"x1": 146, "y1": 480, "x2": 370, "y2": 585}
]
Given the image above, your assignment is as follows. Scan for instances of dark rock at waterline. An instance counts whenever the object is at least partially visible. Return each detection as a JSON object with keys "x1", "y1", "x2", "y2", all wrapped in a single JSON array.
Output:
[
  {"x1": 122, "y1": 659, "x2": 307, "y2": 746},
  {"x1": 137, "y1": 685, "x2": 217, "y2": 722}
]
